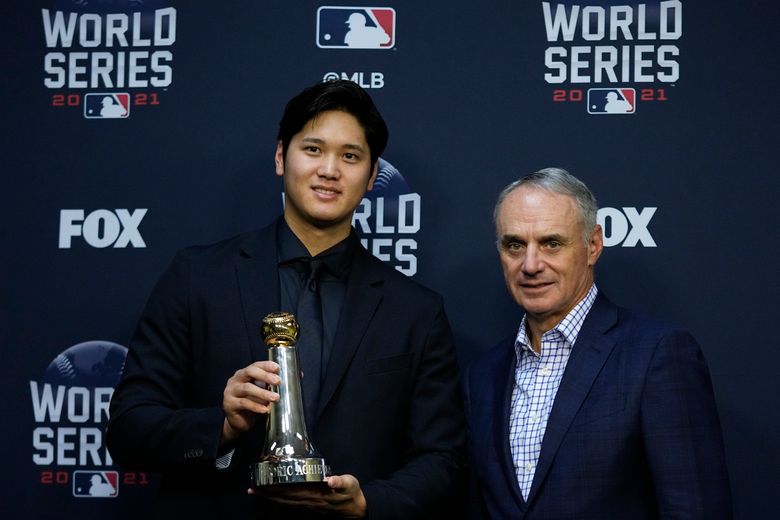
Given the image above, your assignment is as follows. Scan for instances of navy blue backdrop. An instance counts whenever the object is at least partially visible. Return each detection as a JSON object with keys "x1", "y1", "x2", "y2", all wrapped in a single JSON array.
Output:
[{"x1": 2, "y1": 1, "x2": 779, "y2": 518}]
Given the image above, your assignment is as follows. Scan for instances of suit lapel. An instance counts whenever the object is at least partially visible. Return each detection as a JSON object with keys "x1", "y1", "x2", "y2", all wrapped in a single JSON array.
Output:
[
  {"x1": 525, "y1": 294, "x2": 618, "y2": 505},
  {"x1": 315, "y1": 246, "x2": 383, "y2": 419},
  {"x1": 491, "y1": 342, "x2": 528, "y2": 508},
  {"x1": 235, "y1": 223, "x2": 280, "y2": 363}
]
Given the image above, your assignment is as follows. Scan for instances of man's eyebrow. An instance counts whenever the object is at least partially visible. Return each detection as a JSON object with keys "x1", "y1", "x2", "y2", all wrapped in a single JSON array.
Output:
[
  {"x1": 343, "y1": 143, "x2": 366, "y2": 152},
  {"x1": 300, "y1": 137, "x2": 366, "y2": 153},
  {"x1": 499, "y1": 233, "x2": 567, "y2": 244},
  {"x1": 500, "y1": 234, "x2": 523, "y2": 244}
]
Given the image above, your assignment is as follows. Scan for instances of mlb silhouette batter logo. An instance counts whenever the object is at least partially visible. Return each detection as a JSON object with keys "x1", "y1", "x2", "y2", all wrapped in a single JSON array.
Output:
[
  {"x1": 72, "y1": 471, "x2": 119, "y2": 498},
  {"x1": 83, "y1": 93, "x2": 130, "y2": 119},
  {"x1": 587, "y1": 88, "x2": 636, "y2": 114},
  {"x1": 317, "y1": 7, "x2": 395, "y2": 49}
]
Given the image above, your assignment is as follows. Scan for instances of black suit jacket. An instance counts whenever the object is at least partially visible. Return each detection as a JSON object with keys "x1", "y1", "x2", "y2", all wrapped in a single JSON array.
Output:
[
  {"x1": 464, "y1": 293, "x2": 732, "y2": 519},
  {"x1": 107, "y1": 221, "x2": 466, "y2": 519}
]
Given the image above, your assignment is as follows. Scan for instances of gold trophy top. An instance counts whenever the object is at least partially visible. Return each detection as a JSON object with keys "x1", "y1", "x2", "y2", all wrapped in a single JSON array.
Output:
[{"x1": 262, "y1": 312, "x2": 299, "y2": 346}]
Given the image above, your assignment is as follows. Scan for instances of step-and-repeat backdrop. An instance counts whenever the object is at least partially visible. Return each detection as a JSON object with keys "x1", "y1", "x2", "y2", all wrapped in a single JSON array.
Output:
[{"x1": 3, "y1": 1, "x2": 778, "y2": 518}]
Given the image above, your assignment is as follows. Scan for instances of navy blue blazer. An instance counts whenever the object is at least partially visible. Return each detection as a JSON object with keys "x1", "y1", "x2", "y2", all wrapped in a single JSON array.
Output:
[
  {"x1": 464, "y1": 293, "x2": 732, "y2": 519},
  {"x1": 107, "y1": 221, "x2": 466, "y2": 519}
]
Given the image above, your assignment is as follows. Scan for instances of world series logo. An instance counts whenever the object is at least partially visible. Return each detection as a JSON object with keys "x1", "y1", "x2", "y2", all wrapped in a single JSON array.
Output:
[
  {"x1": 30, "y1": 340, "x2": 151, "y2": 498},
  {"x1": 543, "y1": 1, "x2": 681, "y2": 114},
  {"x1": 42, "y1": 1, "x2": 177, "y2": 119}
]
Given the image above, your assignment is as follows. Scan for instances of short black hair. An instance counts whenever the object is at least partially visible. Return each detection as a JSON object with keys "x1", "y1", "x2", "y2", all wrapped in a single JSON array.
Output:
[{"x1": 277, "y1": 80, "x2": 389, "y2": 167}]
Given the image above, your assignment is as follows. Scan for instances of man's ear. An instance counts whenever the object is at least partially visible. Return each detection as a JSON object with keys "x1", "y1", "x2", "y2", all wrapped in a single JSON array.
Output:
[
  {"x1": 588, "y1": 224, "x2": 604, "y2": 267},
  {"x1": 366, "y1": 161, "x2": 378, "y2": 191},
  {"x1": 275, "y1": 141, "x2": 285, "y2": 177}
]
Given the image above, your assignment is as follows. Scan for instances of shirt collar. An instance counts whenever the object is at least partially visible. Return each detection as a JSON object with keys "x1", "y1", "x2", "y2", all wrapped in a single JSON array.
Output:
[
  {"x1": 276, "y1": 217, "x2": 357, "y2": 281},
  {"x1": 514, "y1": 284, "x2": 599, "y2": 359}
]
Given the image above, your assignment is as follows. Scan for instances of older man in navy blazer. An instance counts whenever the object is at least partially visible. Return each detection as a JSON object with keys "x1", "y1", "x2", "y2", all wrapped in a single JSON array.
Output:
[
  {"x1": 107, "y1": 80, "x2": 465, "y2": 519},
  {"x1": 464, "y1": 168, "x2": 732, "y2": 519}
]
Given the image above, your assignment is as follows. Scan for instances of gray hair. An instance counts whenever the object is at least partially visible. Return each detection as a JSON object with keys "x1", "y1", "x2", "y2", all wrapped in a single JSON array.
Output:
[{"x1": 494, "y1": 167, "x2": 598, "y2": 245}]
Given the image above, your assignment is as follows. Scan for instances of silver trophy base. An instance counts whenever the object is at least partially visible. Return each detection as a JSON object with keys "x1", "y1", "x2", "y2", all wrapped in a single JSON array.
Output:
[{"x1": 252, "y1": 457, "x2": 331, "y2": 487}]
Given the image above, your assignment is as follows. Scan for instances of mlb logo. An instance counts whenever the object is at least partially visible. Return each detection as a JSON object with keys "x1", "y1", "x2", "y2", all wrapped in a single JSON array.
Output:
[
  {"x1": 84, "y1": 93, "x2": 130, "y2": 119},
  {"x1": 317, "y1": 7, "x2": 396, "y2": 49},
  {"x1": 72, "y1": 470, "x2": 119, "y2": 498},
  {"x1": 587, "y1": 88, "x2": 636, "y2": 115}
]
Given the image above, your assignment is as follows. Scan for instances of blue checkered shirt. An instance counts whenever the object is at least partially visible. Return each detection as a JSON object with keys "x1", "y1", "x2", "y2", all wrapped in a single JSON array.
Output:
[{"x1": 509, "y1": 284, "x2": 598, "y2": 500}]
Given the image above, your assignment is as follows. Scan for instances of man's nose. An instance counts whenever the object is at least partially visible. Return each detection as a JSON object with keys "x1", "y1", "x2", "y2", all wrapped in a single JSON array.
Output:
[
  {"x1": 318, "y1": 155, "x2": 340, "y2": 179},
  {"x1": 521, "y1": 245, "x2": 543, "y2": 274}
]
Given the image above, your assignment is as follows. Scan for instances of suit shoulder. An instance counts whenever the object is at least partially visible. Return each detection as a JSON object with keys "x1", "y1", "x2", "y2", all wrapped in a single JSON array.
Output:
[
  {"x1": 180, "y1": 228, "x2": 263, "y2": 255},
  {"x1": 599, "y1": 303, "x2": 703, "y2": 361},
  {"x1": 613, "y1": 304, "x2": 690, "y2": 338},
  {"x1": 174, "y1": 227, "x2": 269, "y2": 266},
  {"x1": 591, "y1": 293, "x2": 685, "y2": 336}
]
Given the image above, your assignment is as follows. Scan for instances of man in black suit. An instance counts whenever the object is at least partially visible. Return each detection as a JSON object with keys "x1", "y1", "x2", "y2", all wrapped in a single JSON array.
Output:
[{"x1": 107, "y1": 80, "x2": 465, "y2": 519}]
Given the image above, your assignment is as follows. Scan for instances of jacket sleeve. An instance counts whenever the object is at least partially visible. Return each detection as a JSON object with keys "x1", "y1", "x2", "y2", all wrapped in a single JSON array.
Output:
[
  {"x1": 640, "y1": 329, "x2": 733, "y2": 518},
  {"x1": 360, "y1": 300, "x2": 468, "y2": 519},
  {"x1": 106, "y1": 250, "x2": 227, "y2": 471}
]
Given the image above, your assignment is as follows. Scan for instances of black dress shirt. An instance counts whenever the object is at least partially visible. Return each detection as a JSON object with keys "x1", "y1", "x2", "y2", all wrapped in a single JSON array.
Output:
[{"x1": 276, "y1": 218, "x2": 356, "y2": 395}]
